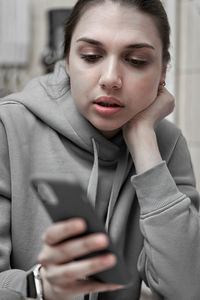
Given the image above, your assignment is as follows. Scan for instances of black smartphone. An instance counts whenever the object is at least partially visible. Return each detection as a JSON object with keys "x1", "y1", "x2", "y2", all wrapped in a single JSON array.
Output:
[{"x1": 31, "y1": 175, "x2": 131, "y2": 286}]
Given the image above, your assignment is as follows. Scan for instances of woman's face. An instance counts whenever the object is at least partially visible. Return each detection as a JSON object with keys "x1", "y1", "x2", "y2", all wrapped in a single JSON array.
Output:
[{"x1": 66, "y1": 2, "x2": 166, "y2": 138}]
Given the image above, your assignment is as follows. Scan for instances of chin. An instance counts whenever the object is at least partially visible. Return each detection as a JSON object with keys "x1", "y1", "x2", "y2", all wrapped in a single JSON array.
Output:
[
  {"x1": 93, "y1": 124, "x2": 122, "y2": 138},
  {"x1": 93, "y1": 122, "x2": 118, "y2": 131}
]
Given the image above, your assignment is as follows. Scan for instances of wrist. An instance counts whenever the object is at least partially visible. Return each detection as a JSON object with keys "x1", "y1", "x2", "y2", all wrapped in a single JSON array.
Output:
[
  {"x1": 125, "y1": 126, "x2": 162, "y2": 174},
  {"x1": 124, "y1": 123, "x2": 155, "y2": 153}
]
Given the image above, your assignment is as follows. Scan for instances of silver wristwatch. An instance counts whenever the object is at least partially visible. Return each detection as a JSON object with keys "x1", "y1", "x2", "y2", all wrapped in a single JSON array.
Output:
[{"x1": 33, "y1": 264, "x2": 44, "y2": 300}]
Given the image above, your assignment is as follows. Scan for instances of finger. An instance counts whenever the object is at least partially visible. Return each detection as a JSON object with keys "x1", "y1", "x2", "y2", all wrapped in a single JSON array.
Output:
[
  {"x1": 43, "y1": 253, "x2": 116, "y2": 286},
  {"x1": 39, "y1": 233, "x2": 109, "y2": 266},
  {"x1": 42, "y1": 218, "x2": 87, "y2": 245}
]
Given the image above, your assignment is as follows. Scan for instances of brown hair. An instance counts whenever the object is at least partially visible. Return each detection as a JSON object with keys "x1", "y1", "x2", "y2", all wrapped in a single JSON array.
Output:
[{"x1": 64, "y1": 0, "x2": 171, "y2": 64}]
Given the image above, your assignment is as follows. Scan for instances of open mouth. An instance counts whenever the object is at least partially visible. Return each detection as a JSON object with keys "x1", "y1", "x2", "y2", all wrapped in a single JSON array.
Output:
[
  {"x1": 96, "y1": 102, "x2": 120, "y2": 107},
  {"x1": 93, "y1": 97, "x2": 123, "y2": 115}
]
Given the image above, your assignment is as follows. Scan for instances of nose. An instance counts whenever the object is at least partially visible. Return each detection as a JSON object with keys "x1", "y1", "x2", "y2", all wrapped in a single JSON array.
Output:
[{"x1": 99, "y1": 57, "x2": 122, "y2": 90}]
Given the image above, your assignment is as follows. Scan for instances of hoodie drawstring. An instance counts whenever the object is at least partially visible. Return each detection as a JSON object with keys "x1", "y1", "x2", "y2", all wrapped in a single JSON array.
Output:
[
  {"x1": 88, "y1": 138, "x2": 129, "y2": 227},
  {"x1": 87, "y1": 139, "x2": 99, "y2": 300},
  {"x1": 105, "y1": 146, "x2": 129, "y2": 231},
  {"x1": 87, "y1": 138, "x2": 99, "y2": 208}
]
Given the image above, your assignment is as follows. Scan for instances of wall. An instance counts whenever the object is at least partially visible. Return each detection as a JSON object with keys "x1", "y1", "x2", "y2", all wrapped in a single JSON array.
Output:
[{"x1": 176, "y1": 0, "x2": 200, "y2": 191}]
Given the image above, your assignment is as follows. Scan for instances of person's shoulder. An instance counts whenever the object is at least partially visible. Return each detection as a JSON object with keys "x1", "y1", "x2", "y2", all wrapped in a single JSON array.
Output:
[
  {"x1": 0, "y1": 60, "x2": 69, "y2": 110},
  {"x1": 0, "y1": 71, "x2": 50, "y2": 114},
  {"x1": 155, "y1": 119, "x2": 182, "y2": 162},
  {"x1": 0, "y1": 90, "x2": 37, "y2": 130},
  {"x1": 0, "y1": 94, "x2": 25, "y2": 111},
  {"x1": 0, "y1": 92, "x2": 29, "y2": 115}
]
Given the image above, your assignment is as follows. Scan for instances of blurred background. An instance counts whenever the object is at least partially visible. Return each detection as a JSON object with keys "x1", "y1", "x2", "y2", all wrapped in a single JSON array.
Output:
[{"x1": 0, "y1": 0, "x2": 199, "y2": 299}]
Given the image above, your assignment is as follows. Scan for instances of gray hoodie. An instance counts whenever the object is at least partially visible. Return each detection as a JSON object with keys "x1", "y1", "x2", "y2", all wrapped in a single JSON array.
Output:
[{"x1": 0, "y1": 61, "x2": 199, "y2": 300}]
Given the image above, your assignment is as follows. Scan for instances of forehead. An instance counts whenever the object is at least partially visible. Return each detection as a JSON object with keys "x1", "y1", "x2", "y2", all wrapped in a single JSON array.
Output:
[{"x1": 71, "y1": 1, "x2": 162, "y2": 49}]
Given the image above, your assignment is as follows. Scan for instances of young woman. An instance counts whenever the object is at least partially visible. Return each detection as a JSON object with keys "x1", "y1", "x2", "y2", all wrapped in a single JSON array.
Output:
[{"x1": 0, "y1": 0, "x2": 199, "y2": 299}]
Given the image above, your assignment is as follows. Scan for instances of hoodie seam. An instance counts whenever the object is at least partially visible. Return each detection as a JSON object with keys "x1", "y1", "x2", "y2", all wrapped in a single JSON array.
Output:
[
  {"x1": 0, "y1": 101, "x2": 22, "y2": 107},
  {"x1": 140, "y1": 193, "x2": 185, "y2": 219}
]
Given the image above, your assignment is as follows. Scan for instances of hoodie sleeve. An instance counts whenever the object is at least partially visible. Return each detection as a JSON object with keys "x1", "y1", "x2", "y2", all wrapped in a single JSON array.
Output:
[
  {"x1": 0, "y1": 121, "x2": 32, "y2": 297},
  {"x1": 131, "y1": 133, "x2": 200, "y2": 300}
]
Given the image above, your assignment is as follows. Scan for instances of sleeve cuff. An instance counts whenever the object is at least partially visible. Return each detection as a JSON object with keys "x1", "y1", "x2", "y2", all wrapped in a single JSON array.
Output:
[
  {"x1": 0, "y1": 269, "x2": 27, "y2": 297},
  {"x1": 131, "y1": 161, "x2": 183, "y2": 215}
]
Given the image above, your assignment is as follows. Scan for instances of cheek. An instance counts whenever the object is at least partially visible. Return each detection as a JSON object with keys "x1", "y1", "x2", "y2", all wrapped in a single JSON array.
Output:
[
  {"x1": 124, "y1": 75, "x2": 160, "y2": 117},
  {"x1": 127, "y1": 72, "x2": 160, "y2": 104},
  {"x1": 70, "y1": 73, "x2": 87, "y2": 102},
  {"x1": 139, "y1": 78, "x2": 158, "y2": 100},
  {"x1": 70, "y1": 65, "x2": 98, "y2": 97}
]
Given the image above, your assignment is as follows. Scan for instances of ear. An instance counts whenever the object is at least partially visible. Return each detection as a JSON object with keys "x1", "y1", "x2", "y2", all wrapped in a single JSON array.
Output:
[
  {"x1": 65, "y1": 56, "x2": 70, "y2": 76},
  {"x1": 160, "y1": 64, "x2": 167, "y2": 85}
]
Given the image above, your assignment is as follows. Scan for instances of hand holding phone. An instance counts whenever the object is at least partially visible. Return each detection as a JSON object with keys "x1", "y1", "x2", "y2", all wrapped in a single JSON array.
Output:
[{"x1": 32, "y1": 175, "x2": 131, "y2": 286}]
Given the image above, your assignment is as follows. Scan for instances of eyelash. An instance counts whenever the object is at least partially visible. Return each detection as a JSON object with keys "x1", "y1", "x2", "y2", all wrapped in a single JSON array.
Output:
[
  {"x1": 125, "y1": 57, "x2": 148, "y2": 68},
  {"x1": 80, "y1": 54, "x2": 102, "y2": 63},
  {"x1": 80, "y1": 54, "x2": 148, "y2": 68}
]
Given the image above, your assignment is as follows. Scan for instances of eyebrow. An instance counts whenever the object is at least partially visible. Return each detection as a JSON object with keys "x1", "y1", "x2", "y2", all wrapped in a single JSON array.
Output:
[{"x1": 76, "y1": 37, "x2": 155, "y2": 50}]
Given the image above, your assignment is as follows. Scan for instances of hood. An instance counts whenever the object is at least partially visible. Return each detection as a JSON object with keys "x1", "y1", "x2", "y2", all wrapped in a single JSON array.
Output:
[{"x1": 4, "y1": 60, "x2": 125, "y2": 162}]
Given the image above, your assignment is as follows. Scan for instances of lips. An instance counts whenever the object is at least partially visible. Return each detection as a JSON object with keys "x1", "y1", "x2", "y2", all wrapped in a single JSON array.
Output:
[
  {"x1": 93, "y1": 96, "x2": 123, "y2": 107},
  {"x1": 93, "y1": 96, "x2": 123, "y2": 116}
]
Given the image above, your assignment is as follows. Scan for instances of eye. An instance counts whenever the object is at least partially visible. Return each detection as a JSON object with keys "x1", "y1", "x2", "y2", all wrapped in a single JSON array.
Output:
[
  {"x1": 80, "y1": 54, "x2": 102, "y2": 63},
  {"x1": 125, "y1": 57, "x2": 148, "y2": 68}
]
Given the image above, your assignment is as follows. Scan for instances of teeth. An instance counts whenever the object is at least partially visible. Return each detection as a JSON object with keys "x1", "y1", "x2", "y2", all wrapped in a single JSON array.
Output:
[{"x1": 98, "y1": 102, "x2": 119, "y2": 107}]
